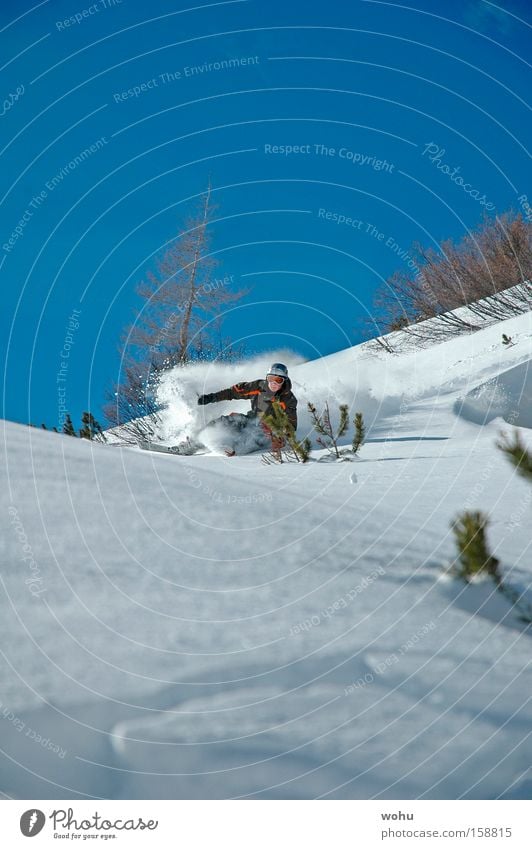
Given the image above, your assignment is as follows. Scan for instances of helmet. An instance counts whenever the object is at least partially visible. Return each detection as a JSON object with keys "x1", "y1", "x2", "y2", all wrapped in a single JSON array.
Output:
[{"x1": 267, "y1": 363, "x2": 288, "y2": 379}]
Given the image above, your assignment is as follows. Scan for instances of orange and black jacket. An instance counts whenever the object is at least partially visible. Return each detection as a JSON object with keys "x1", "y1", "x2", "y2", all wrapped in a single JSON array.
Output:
[{"x1": 208, "y1": 378, "x2": 298, "y2": 429}]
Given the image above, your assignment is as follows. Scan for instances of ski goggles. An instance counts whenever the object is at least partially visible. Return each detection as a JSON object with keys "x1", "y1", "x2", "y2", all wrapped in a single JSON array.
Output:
[{"x1": 267, "y1": 374, "x2": 285, "y2": 386}]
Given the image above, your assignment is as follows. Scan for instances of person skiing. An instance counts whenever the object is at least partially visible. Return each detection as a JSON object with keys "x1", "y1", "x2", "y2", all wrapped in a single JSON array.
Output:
[{"x1": 197, "y1": 363, "x2": 298, "y2": 455}]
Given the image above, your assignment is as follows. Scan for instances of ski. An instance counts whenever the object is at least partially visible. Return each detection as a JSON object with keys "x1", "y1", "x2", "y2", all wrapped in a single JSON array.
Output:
[{"x1": 137, "y1": 438, "x2": 205, "y2": 456}]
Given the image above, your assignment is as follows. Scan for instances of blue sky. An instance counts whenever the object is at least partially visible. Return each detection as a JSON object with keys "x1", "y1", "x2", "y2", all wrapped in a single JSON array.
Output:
[{"x1": 1, "y1": 0, "x2": 531, "y2": 428}]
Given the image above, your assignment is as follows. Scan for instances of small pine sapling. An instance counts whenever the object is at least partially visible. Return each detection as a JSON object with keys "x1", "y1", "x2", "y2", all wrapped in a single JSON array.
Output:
[
  {"x1": 352, "y1": 412, "x2": 365, "y2": 455},
  {"x1": 298, "y1": 437, "x2": 312, "y2": 462},
  {"x1": 449, "y1": 432, "x2": 532, "y2": 623},
  {"x1": 501, "y1": 333, "x2": 513, "y2": 347},
  {"x1": 308, "y1": 402, "x2": 349, "y2": 459},
  {"x1": 451, "y1": 510, "x2": 501, "y2": 585},
  {"x1": 261, "y1": 400, "x2": 310, "y2": 464}
]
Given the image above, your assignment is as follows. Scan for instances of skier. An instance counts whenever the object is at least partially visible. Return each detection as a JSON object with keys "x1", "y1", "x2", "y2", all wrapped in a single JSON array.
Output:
[{"x1": 197, "y1": 363, "x2": 298, "y2": 456}]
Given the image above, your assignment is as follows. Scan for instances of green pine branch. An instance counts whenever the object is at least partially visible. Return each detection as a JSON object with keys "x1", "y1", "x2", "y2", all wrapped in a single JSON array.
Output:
[
  {"x1": 352, "y1": 412, "x2": 366, "y2": 454},
  {"x1": 262, "y1": 400, "x2": 310, "y2": 463},
  {"x1": 497, "y1": 430, "x2": 532, "y2": 483},
  {"x1": 337, "y1": 404, "x2": 349, "y2": 439}
]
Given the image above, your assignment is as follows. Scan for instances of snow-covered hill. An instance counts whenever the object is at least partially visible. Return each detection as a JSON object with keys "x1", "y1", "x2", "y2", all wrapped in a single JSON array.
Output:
[{"x1": 1, "y1": 311, "x2": 531, "y2": 800}]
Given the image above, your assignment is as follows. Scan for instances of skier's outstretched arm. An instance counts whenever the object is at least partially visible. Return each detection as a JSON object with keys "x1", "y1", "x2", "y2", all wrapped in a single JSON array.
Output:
[{"x1": 198, "y1": 380, "x2": 262, "y2": 405}]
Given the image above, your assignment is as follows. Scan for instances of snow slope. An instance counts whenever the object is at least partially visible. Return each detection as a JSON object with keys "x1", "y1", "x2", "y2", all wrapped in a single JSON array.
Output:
[{"x1": 1, "y1": 311, "x2": 531, "y2": 800}]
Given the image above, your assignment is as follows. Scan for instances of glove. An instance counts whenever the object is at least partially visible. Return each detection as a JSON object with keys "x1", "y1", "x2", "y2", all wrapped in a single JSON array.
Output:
[{"x1": 198, "y1": 393, "x2": 214, "y2": 406}]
